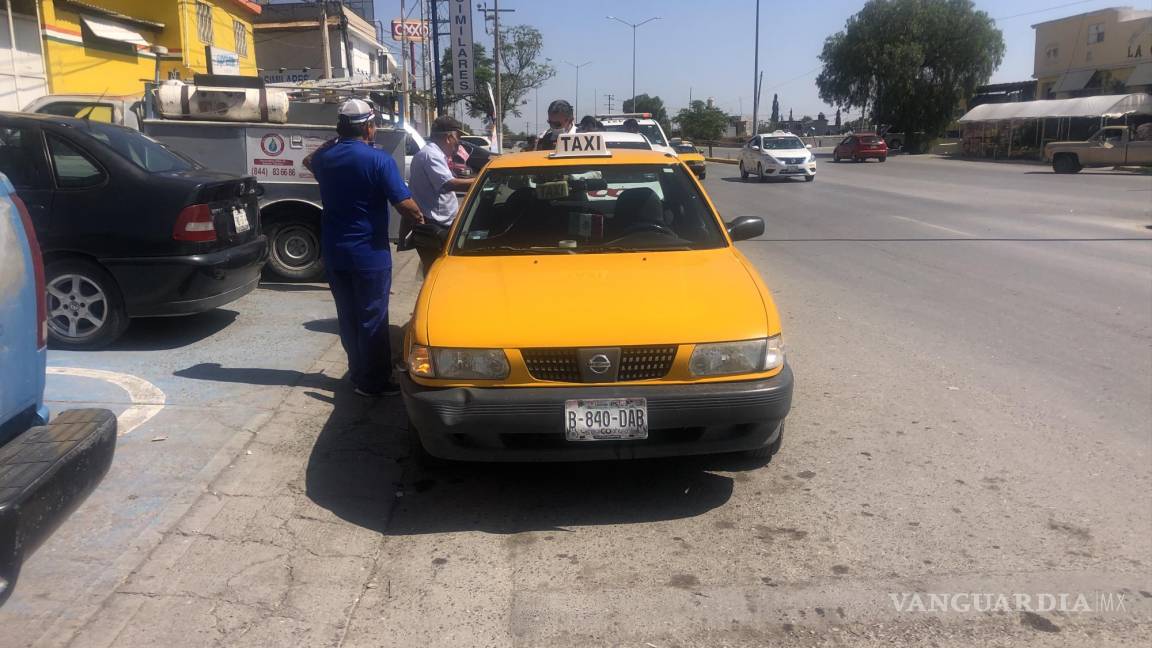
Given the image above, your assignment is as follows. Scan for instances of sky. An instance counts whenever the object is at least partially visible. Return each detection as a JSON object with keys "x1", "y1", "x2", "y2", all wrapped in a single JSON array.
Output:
[{"x1": 377, "y1": 0, "x2": 1131, "y2": 132}]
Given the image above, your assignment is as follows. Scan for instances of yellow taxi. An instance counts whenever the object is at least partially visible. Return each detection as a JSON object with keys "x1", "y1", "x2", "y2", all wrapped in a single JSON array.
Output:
[
  {"x1": 402, "y1": 132, "x2": 792, "y2": 461},
  {"x1": 673, "y1": 140, "x2": 708, "y2": 179}
]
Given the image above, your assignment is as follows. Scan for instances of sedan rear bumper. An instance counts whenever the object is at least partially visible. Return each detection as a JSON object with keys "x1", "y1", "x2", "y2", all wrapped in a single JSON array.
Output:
[
  {"x1": 402, "y1": 364, "x2": 793, "y2": 461},
  {"x1": 103, "y1": 236, "x2": 268, "y2": 317},
  {"x1": 0, "y1": 409, "x2": 116, "y2": 606}
]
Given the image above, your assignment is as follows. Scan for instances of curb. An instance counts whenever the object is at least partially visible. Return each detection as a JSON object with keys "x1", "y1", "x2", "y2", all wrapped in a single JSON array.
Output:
[{"x1": 706, "y1": 158, "x2": 738, "y2": 165}]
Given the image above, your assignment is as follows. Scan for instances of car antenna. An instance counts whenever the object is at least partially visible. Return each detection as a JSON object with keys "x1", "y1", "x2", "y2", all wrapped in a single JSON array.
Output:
[{"x1": 77, "y1": 88, "x2": 110, "y2": 125}]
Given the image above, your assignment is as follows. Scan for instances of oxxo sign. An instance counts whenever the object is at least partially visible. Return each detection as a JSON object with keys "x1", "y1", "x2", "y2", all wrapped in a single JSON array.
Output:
[
  {"x1": 449, "y1": 0, "x2": 475, "y2": 95},
  {"x1": 391, "y1": 19, "x2": 429, "y2": 43}
]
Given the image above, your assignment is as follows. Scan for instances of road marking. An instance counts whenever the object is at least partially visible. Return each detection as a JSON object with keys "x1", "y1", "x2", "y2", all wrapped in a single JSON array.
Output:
[{"x1": 46, "y1": 367, "x2": 166, "y2": 436}]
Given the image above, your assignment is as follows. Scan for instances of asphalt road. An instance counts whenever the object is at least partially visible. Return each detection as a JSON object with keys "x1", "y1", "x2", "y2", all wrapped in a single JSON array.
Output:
[{"x1": 3, "y1": 156, "x2": 1150, "y2": 647}]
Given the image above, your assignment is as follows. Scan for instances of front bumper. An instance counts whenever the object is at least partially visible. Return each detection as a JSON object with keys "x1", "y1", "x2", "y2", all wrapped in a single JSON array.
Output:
[
  {"x1": 402, "y1": 364, "x2": 793, "y2": 461},
  {"x1": 103, "y1": 236, "x2": 268, "y2": 317},
  {"x1": 0, "y1": 409, "x2": 116, "y2": 606},
  {"x1": 761, "y1": 158, "x2": 816, "y2": 177}
]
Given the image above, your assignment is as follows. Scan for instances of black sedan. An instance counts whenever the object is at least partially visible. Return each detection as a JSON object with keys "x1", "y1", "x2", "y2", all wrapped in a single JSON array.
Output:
[{"x1": 0, "y1": 113, "x2": 267, "y2": 348}]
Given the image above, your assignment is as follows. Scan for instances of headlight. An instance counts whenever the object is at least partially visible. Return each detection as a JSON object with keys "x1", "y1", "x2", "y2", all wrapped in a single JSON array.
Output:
[
  {"x1": 689, "y1": 335, "x2": 784, "y2": 377},
  {"x1": 408, "y1": 345, "x2": 510, "y2": 379}
]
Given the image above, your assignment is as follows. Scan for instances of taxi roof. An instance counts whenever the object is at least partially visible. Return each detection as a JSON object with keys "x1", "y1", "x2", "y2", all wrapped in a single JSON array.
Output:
[{"x1": 485, "y1": 147, "x2": 676, "y2": 169}]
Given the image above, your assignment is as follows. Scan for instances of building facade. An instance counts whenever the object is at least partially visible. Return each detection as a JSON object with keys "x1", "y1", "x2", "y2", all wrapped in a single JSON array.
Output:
[
  {"x1": 251, "y1": 2, "x2": 393, "y2": 85},
  {"x1": 1, "y1": 0, "x2": 49, "y2": 110},
  {"x1": 1034, "y1": 6, "x2": 1152, "y2": 98},
  {"x1": 37, "y1": 0, "x2": 261, "y2": 97}
]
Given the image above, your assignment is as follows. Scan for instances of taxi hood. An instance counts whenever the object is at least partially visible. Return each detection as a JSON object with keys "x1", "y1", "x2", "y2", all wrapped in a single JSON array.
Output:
[{"x1": 419, "y1": 249, "x2": 773, "y2": 348}]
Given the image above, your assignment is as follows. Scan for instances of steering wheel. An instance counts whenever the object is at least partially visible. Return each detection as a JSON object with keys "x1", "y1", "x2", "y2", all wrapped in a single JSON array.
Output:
[{"x1": 619, "y1": 221, "x2": 677, "y2": 237}]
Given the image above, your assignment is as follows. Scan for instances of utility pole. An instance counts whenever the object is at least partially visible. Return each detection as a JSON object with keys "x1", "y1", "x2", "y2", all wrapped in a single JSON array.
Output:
[
  {"x1": 399, "y1": 0, "x2": 409, "y2": 125},
  {"x1": 477, "y1": 2, "x2": 515, "y2": 148},
  {"x1": 606, "y1": 93, "x2": 615, "y2": 114},
  {"x1": 606, "y1": 15, "x2": 660, "y2": 113},
  {"x1": 564, "y1": 60, "x2": 592, "y2": 117},
  {"x1": 751, "y1": 0, "x2": 760, "y2": 135},
  {"x1": 319, "y1": 0, "x2": 333, "y2": 79}
]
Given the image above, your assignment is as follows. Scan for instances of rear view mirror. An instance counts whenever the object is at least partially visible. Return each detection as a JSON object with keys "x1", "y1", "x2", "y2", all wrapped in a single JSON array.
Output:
[{"x1": 727, "y1": 216, "x2": 764, "y2": 241}]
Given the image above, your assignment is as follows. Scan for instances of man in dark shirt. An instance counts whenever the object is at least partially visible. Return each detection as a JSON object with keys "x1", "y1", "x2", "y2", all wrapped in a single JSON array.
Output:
[{"x1": 306, "y1": 99, "x2": 423, "y2": 396}]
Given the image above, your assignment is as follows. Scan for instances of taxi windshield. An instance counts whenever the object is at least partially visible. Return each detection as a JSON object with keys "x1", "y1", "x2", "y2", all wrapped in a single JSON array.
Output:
[
  {"x1": 452, "y1": 164, "x2": 727, "y2": 255},
  {"x1": 761, "y1": 137, "x2": 805, "y2": 150},
  {"x1": 605, "y1": 123, "x2": 668, "y2": 147},
  {"x1": 674, "y1": 144, "x2": 699, "y2": 154}
]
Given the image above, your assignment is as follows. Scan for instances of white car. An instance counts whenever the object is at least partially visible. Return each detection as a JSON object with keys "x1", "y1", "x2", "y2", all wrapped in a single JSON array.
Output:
[
  {"x1": 738, "y1": 131, "x2": 816, "y2": 182},
  {"x1": 597, "y1": 113, "x2": 676, "y2": 156}
]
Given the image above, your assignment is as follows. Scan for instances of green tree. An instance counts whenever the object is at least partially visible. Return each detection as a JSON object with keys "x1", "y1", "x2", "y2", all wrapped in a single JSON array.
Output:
[
  {"x1": 673, "y1": 100, "x2": 730, "y2": 142},
  {"x1": 622, "y1": 94, "x2": 670, "y2": 133},
  {"x1": 441, "y1": 26, "x2": 556, "y2": 127},
  {"x1": 816, "y1": 0, "x2": 1004, "y2": 144}
]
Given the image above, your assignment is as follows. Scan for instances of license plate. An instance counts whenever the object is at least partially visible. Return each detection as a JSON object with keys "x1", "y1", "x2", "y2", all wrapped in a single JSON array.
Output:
[
  {"x1": 786, "y1": 165, "x2": 802, "y2": 172},
  {"x1": 564, "y1": 398, "x2": 648, "y2": 441},
  {"x1": 232, "y1": 206, "x2": 251, "y2": 233}
]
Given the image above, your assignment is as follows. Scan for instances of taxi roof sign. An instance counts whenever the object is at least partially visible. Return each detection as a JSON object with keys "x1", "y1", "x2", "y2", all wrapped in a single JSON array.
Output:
[{"x1": 550, "y1": 132, "x2": 612, "y2": 158}]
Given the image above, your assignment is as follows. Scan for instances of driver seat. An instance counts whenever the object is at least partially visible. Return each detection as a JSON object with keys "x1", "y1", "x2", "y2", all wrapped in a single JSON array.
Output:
[{"x1": 613, "y1": 187, "x2": 665, "y2": 236}]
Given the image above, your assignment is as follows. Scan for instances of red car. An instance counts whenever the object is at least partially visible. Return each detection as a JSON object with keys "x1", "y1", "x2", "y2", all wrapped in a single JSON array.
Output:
[{"x1": 833, "y1": 133, "x2": 888, "y2": 163}]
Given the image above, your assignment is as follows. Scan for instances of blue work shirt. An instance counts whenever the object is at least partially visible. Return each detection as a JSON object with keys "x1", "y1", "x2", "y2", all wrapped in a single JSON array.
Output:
[{"x1": 310, "y1": 139, "x2": 411, "y2": 271}]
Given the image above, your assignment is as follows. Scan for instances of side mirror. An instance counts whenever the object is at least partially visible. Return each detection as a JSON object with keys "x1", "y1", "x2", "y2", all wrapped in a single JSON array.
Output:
[
  {"x1": 727, "y1": 216, "x2": 764, "y2": 241},
  {"x1": 751, "y1": 145, "x2": 760, "y2": 151},
  {"x1": 806, "y1": 144, "x2": 813, "y2": 149}
]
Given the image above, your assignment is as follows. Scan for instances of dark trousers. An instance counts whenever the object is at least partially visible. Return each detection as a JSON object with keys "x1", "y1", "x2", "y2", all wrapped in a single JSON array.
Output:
[{"x1": 326, "y1": 267, "x2": 392, "y2": 392}]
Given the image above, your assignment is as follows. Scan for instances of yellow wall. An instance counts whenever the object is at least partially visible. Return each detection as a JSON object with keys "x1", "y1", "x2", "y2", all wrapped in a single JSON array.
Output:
[
  {"x1": 1034, "y1": 8, "x2": 1152, "y2": 96},
  {"x1": 40, "y1": 0, "x2": 258, "y2": 96}
]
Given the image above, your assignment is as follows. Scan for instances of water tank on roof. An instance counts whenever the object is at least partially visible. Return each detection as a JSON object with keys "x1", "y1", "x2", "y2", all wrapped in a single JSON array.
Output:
[{"x1": 155, "y1": 80, "x2": 289, "y2": 123}]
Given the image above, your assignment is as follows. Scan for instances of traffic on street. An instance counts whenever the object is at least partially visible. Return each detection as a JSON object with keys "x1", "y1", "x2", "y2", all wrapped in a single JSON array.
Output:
[{"x1": 0, "y1": 1, "x2": 1150, "y2": 647}]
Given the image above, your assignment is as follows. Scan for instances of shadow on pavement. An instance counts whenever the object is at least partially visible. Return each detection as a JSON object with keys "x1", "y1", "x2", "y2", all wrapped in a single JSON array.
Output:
[
  {"x1": 304, "y1": 382, "x2": 769, "y2": 538},
  {"x1": 86, "y1": 309, "x2": 238, "y2": 352},
  {"x1": 173, "y1": 362, "x2": 344, "y2": 390},
  {"x1": 303, "y1": 318, "x2": 339, "y2": 334}
]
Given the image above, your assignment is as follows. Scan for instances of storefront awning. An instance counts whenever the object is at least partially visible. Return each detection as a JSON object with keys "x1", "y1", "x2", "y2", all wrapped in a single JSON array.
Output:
[
  {"x1": 957, "y1": 93, "x2": 1152, "y2": 122},
  {"x1": 1053, "y1": 69, "x2": 1096, "y2": 93},
  {"x1": 1127, "y1": 63, "x2": 1152, "y2": 88},
  {"x1": 81, "y1": 15, "x2": 151, "y2": 48}
]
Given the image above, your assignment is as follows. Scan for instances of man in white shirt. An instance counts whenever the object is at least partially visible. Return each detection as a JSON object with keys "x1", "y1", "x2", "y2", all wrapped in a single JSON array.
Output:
[
  {"x1": 535, "y1": 99, "x2": 577, "y2": 151},
  {"x1": 408, "y1": 116, "x2": 476, "y2": 275}
]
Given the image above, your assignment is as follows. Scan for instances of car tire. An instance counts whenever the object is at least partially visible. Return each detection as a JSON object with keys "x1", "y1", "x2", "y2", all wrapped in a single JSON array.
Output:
[
  {"x1": 758, "y1": 163, "x2": 766, "y2": 182},
  {"x1": 853, "y1": 156, "x2": 863, "y2": 163},
  {"x1": 267, "y1": 222, "x2": 325, "y2": 281},
  {"x1": 879, "y1": 156, "x2": 887, "y2": 163},
  {"x1": 45, "y1": 258, "x2": 129, "y2": 350},
  {"x1": 1053, "y1": 154, "x2": 1082, "y2": 174},
  {"x1": 833, "y1": 153, "x2": 841, "y2": 162},
  {"x1": 739, "y1": 161, "x2": 748, "y2": 180},
  {"x1": 804, "y1": 175, "x2": 815, "y2": 182},
  {"x1": 699, "y1": 171, "x2": 706, "y2": 180},
  {"x1": 746, "y1": 423, "x2": 784, "y2": 459}
]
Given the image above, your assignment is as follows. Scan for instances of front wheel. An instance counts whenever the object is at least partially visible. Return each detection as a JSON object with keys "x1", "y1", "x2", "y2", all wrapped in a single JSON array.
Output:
[
  {"x1": 758, "y1": 163, "x2": 766, "y2": 182},
  {"x1": 739, "y1": 161, "x2": 748, "y2": 180},
  {"x1": 804, "y1": 174, "x2": 815, "y2": 182},
  {"x1": 1053, "y1": 154, "x2": 1082, "y2": 174},
  {"x1": 45, "y1": 258, "x2": 129, "y2": 349},
  {"x1": 833, "y1": 153, "x2": 841, "y2": 162},
  {"x1": 267, "y1": 222, "x2": 325, "y2": 281},
  {"x1": 878, "y1": 156, "x2": 887, "y2": 163}
]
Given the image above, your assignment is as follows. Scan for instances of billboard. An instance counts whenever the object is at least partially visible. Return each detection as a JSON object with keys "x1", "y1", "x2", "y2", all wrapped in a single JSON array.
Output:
[{"x1": 449, "y1": 0, "x2": 475, "y2": 95}]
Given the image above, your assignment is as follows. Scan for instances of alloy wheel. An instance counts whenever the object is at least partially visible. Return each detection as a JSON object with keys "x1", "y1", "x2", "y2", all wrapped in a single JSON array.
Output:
[{"x1": 47, "y1": 273, "x2": 109, "y2": 341}]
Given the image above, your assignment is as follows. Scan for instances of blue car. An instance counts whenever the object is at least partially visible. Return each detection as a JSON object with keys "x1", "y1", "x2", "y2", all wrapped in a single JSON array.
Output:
[{"x1": 0, "y1": 172, "x2": 116, "y2": 606}]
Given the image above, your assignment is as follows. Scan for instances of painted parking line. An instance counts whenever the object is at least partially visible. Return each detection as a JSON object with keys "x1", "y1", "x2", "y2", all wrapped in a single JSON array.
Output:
[{"x1": 45, "y1": 367, "x2": 166, "y2": 436}]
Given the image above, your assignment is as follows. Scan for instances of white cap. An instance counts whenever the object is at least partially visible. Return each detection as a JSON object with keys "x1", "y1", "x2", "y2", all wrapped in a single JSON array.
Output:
[{"x1": 339, "y1": 98, "x2": 375, "y2": 124}]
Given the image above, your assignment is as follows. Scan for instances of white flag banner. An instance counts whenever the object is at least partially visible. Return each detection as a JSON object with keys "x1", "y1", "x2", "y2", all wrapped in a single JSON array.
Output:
[{"x1": 449, "y1": 0, "x2": 475, "y2": 95}]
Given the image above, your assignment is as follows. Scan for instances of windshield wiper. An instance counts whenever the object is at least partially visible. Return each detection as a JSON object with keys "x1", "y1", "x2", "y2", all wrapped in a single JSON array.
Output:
[
  {"x1": 463, "y1": 245, "x2": 574, "y2": 255},
  {"x1": 580, "y1": 245, "x2": 694, "y2": 253}
]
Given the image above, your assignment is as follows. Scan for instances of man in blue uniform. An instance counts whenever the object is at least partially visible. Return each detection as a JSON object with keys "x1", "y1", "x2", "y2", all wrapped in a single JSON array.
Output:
[{"x1": 306, "y1": 99, "x2": 424, "y2": 396}]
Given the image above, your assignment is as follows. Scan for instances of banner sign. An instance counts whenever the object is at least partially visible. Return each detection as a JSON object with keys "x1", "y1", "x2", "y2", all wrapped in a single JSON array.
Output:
[
  {"x1": 391, "y1": 19, "x2": 429, "y2": 43},
  {"x1": 206, "y1": 46, "x2": 240, "y2": 75},
  {"x1": 449, "y1": 0, "x2": 475, "y2": 95}
]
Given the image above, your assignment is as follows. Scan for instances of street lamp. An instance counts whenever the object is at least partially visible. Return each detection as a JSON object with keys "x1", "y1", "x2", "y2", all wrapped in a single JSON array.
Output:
[
  {"x1": 564, "y1": 60, "x2": 592, "y2": 117},
  {"x1": 605, "y1": 15, "x2": 660, "y2": 113}
]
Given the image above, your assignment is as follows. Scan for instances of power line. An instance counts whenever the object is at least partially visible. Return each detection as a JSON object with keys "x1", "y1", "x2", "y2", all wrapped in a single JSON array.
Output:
[{"x1": 993, "y1": 0, "x2": 1103, "y2": 22}]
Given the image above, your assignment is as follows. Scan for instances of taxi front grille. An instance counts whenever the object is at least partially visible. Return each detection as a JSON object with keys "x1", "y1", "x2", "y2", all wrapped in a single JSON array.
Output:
[{"x1": 521, "y1": 346, "x2": 677, "y2": 383}]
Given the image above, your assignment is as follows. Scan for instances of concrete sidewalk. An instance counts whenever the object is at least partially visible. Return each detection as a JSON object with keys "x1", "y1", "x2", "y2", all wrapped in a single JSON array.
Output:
[{"x1": 33, "y1": 251, "x2": 427, "y2": 648}]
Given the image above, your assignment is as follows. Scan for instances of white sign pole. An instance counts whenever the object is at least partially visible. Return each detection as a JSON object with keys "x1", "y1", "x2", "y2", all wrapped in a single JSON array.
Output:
[{"x1": 449, "y1": 0, "x2": 475, "y2": 95}]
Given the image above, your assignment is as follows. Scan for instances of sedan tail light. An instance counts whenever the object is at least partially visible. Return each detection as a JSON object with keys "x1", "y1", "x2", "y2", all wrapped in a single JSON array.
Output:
[
  {"x1": 173, "y1": 204, "x2": 217, "y2": 242},
  {"x1": 11, "y1": 194, "x2": 46, "y2": 349}
]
